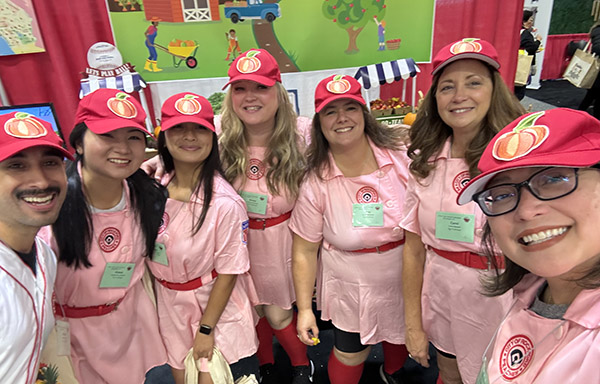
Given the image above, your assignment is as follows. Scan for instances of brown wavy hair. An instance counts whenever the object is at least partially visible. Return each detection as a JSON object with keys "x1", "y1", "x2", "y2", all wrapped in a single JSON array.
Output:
[
  {"x1": 219, "y1": 82, "x2": 306, "y2": 198},
  {"x1": 307, "y1": 104, "x2": 409, "y2": 177},
  {"x1": 407, "y1": 65, "x2": 525, "y2": 180}
]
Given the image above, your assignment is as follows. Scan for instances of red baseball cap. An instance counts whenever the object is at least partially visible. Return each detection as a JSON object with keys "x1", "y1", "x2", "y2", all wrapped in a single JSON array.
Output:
[
  {"x1": 432, "y1": 38, "x2": 500, "y2": 76},
  {"x1": 75, "y1": 88, "x2": 150, "y2": 136},
  {"x1": 160, "y1": 92, "x2": 215, "y2": 132},
  {"x1": 222, "y1": 49, "x2": 281, "y2": 89},
  {"x1": 0, "y1": 112, "x2": 73, "y2": 163},
  {"x1": 457, "y1": 108, "x2": 600, "y2": 205},
  {"x1": 314, "y1": 74, "x2": 366, "y2": 113}
]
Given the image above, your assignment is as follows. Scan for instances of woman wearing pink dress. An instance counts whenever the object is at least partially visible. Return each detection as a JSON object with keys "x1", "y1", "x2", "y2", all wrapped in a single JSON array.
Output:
[
  {"x1": 148, "y1": 92, "x2": 259, "y2": 384},
  {"x1": 400, "y1": 38, "x2": 525, "y2": 384},
  {"x1": 42, "y1": 88, "x2": 168, "y2": 383},
  {"x1": 219, "y1": 49, "x2": 313, "y2": 384},
  {"x1": 458, "y1": 108, "x2": 600, "y2": 383},
  {"x1": 291, "y1": 74, "x2": 411, "y2": 384}
]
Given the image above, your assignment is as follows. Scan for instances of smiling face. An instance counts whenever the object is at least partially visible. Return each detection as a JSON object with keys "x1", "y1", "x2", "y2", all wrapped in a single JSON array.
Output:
[
  {"x1": 523, "y1": 16, "x2": 534, "y2": 30},
  {"x1": 487, "y1": 166, "x2": 600, "y2": 280},
  {"x1": 0, "y1": 147, "x2": 67, "y2": 244},
  {"x1": 164, "y1": 122, "x2": 213, "y2": 167},
  {"x1": 435, "y1": 59, "x2": 493, "y2": 137},
  {"x1": 77, "y1": 127, "x2": 146, "y2": 184},
  {"x1": 318, "y1": 98, "x2": 366, "y2": 152},
  {"x1": 230, "y1": 80, "x2": 279, "y2": 131}
]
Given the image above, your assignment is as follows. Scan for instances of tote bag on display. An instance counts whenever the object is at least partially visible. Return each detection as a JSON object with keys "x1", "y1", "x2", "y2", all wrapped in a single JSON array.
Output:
[{"x1": 563, "y1": 42, "x2": 600, "y2": 89}]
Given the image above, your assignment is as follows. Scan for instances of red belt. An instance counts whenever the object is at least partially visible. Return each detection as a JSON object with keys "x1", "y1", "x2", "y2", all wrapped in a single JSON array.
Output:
[
  {"x1": 248, "y1": 210, "x2": 292, "y2": 230},
  {"x1": 156, "y1": 269, "x2": 218, "y2": 291},
  {"x1": 54, "y1": 297, "x2": 124, "y2": 319},
  {"x1": 350, "y1": 239, "x2": 405, "y2": 253},
  {"x1": 431, "y1": 247, "x2": 505, "y2": 270}
]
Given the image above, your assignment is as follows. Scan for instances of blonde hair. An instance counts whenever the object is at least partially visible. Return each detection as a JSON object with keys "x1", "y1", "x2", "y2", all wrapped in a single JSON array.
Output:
[{"x1": 219, "y1": 82, "x2": 306, "y2": 198}]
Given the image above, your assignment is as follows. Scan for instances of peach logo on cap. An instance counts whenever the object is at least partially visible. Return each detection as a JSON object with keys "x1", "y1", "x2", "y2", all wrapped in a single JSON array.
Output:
[
  {"x1": 493, "y1": 111, "x2": 549, "y2": 161},
  {"x1": 107, "y1": 92, "x2": 138, "y2": 119},
  {"x1": 175, "y1": 94, "x2": 202, "y2": 115},
  {"x1": 236, "y1": 50, "x2": 262, "y2": 74},
  {"x1": 4, "y1": 112, "x2": 48, "y2": 138},
  {"x1": 450, "y1": 38, "x2": 483, "y2": 54},
  {"x1": 326, "y1": 75, "x2": 352, "y2": 94}
]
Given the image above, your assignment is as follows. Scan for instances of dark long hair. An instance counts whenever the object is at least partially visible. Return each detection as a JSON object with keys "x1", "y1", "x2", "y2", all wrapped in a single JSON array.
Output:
[
  {"x1": 157, "y1": 128, "x2": 223, "y2": 235},
  {"x1": 52, "y1": 123, "x2": 167, "y2": 268}
]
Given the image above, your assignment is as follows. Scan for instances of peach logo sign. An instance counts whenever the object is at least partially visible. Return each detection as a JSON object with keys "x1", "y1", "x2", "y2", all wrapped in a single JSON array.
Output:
[
  {"x1": 107, "y1": 92, "x2": 138, "y2": 119},
  {"x1": 4, "y1": 112, "x2": 48, "y2": 138},
  {"x1": 493, "y1": 111, "x2": 549, "y2": 161},
  {"x1": 236, "y1": 50, "x2": 262, "y2": 74},
  {"x1": 450, "y1": 38, "x2": 482, "y2": 54},
  {"x1": 175, "y1": 94, "x2": 202, "y2": 115},
  {"x1": 326, "y1": 75, "x2": 352, "y2": 94}
]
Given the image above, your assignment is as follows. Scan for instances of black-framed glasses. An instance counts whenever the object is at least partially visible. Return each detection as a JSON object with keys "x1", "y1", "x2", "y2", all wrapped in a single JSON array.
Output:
[{"x1": 473, "y1": 167, "x2": 580, "y2": 217}]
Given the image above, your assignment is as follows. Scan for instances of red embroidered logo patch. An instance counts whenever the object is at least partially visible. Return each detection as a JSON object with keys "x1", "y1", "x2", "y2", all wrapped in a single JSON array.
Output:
[
  {"x1": 158, "y1": 212, "x2": 169, "y2": 235},
  {"x1": 499, "y1": 334, "x2": 534, "y2": 380},
  {"x1": 452, "y1": 171, "x2": 471, "y2": 194},
  {"x1": 98, "y1": 227, "x2": 121, "y2": 253},
  {"x1": 246, "y1": 158, "x2": 265, "y2": 180},
  {"x1": 356, "y1": 186, "x2": 379, "y2": 203}
]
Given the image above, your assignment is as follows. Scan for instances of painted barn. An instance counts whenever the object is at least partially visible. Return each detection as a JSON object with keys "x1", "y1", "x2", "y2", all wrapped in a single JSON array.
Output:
[{"x1": 144, "y1": 0, "x2": 220, "y2": 23}]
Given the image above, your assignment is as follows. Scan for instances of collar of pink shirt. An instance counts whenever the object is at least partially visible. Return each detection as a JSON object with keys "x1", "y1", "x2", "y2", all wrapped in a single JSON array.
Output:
[
  {"x1": 513, "y1": 274, "x2": 600, "y2": 329},
  {"x1": 322, "y1": 136, "x2": 394, "y2": 180}
]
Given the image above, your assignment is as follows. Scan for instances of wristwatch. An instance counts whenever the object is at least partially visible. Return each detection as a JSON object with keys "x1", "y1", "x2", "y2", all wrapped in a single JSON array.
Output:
[{"x1": 199, "y1": 324, "x2": 212, "y2": 335}]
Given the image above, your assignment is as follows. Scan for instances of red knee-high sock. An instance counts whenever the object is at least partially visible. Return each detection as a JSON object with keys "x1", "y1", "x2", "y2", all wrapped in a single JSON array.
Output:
[
  {"x1": 382, "y1": 341, "x2": 409, "y2": 374},
  {"x1": 327, "y1": 349, "x2": 364, "y2": 384},
  {"x1": 256, "y1": 317, "x2": 275, "y2": 366},
  {"x1": 271, "y1": 313, "x2": 309, "y2": 367}
]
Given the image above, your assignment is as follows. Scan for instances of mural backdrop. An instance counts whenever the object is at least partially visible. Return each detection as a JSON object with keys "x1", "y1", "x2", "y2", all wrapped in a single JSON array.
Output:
[{"x1": 108, "y1": 0, "x2": 435, "y2": 81}]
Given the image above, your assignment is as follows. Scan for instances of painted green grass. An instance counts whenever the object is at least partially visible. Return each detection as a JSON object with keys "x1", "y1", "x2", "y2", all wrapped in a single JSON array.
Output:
[
  {"x1": 109, "y1": 0, "x2": 434, "y2": 81},
  {"x1": 275, "y1": 0, "x2": 434, "y2": 71},
  {"x1": 111, "y1": 8, "x2": 254, "y2": 80}
]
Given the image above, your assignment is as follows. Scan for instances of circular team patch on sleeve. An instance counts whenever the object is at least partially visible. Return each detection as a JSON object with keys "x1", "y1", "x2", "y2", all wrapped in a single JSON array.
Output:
[
  {"x1": 499, "y1": 334, "x2": 534, "y2": 380},
  {"x1": 158, "y1": 212, "x2": 169, "y2": 235},
  {"x1": 246, "y1": 158, "x2": 265, "y2": 180},
  {"x1": 452, "y1": 171, "x2": 471, "y2": 194},
  {"x1": 356, "y1": 186, "x2": 379, "y2": 203},
  {"x1": 98, "y1": 227, "x2": 121, "y2": 253}
]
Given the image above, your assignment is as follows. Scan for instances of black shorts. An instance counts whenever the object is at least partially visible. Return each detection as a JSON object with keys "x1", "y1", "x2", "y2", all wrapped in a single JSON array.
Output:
[{"x1": 333, "y1": 326, "x2": 369, "y2": 353}]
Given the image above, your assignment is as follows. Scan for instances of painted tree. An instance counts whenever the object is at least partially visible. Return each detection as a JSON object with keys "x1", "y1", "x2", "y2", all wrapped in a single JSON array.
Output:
[{"x1": 322, "y1": 0, "x2": 386, "y2": 54}]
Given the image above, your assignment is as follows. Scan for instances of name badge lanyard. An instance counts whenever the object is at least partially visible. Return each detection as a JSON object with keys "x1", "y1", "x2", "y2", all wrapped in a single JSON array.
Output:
[
  {"x1": 476, "y1": 298, "x2": 567, "y2": 384},
  {"x1": 435, "y1": 155, "x2": 477, "y2": 243},
  {"x1": 153, "y1": 200, "x2": 188, "y2": 266},
  {"x1": 340, "y1": 172, "x2": 383, "y2": 228}
]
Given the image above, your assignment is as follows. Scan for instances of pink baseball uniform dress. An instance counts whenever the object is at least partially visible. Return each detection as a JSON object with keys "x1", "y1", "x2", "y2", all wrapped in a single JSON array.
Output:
[
  {"x1": 148, "y1": 173, "x2": 259, "y2": 369},
  {"x1": 399, "y1": 138, "x2": 512, "y2": 384},
  {"x1": 289, "y1": 139, "x2": 409, "y2": 345},
  {"x1": 482, "y1": 275, "x2": 600, "y2": 384},
  {"x1": 228, "y1": 116, "x2": 312, "y2": 309},
  {"x1": 40, "y1": 182, "x2": 167, "y2": 384}
]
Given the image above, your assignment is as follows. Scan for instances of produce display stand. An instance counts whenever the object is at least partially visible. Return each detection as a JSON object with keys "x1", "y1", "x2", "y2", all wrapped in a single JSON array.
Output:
[{"x1": 354, "y1": 58, "x2": 420, "y2": 123}]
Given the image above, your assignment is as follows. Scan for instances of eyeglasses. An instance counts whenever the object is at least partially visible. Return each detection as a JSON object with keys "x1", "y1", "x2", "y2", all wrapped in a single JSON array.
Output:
[{"x1": 473, "y1": 167, "x2": 581, "y2": 217}]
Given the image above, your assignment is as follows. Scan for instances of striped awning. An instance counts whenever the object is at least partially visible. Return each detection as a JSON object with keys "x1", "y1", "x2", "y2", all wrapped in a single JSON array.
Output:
[
  {"x1": 79, "y1": 73, "x2": 147, "y2": 98},
  {"x1": 354, "y1": 58, "x2": 420, "y2": 89}
]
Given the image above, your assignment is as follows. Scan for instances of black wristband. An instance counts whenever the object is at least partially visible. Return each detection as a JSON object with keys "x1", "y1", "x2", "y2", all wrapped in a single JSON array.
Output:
[{"x1": 199, "y1": 324, "x2": 212, "y2": 335}]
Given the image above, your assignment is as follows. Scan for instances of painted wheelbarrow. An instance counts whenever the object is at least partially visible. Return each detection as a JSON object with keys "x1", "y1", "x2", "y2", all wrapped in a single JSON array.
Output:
[{"x1": 154, "y1": 43, "x2": 198, "y2": 69}]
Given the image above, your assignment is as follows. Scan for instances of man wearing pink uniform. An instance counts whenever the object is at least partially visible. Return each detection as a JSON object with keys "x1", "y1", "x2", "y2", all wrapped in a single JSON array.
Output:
[
  {"x1": 148, "y1": 92, "x2": 259, "y2": 383},
  {"x1": 291, "y1": 75, "x2": 411, "y2": 384},
  {"x1": 0, "y1": 112, "x2": 71, "y2": 384},
  {"x1": 458, "y1": 108, "x2": 600, "y2": 383}
]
